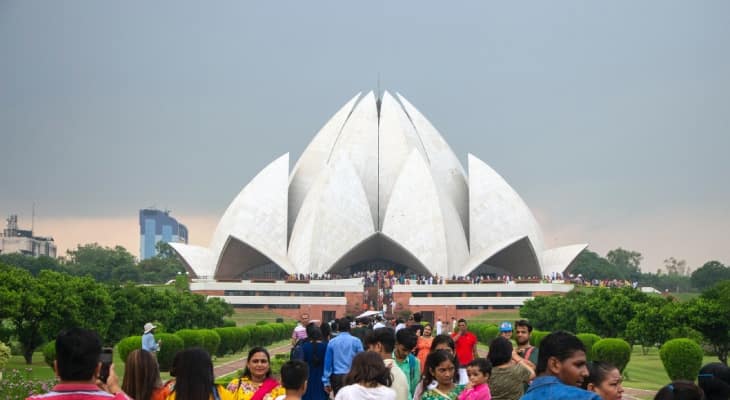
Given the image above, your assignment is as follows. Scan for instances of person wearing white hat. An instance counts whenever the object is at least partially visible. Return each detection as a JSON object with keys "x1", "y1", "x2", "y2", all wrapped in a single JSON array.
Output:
[{"x1": 142, "y1": 322, "x2": 161, "y2": 357}]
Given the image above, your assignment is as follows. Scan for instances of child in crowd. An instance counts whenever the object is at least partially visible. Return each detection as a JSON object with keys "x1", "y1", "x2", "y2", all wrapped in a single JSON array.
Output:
[
  {"x1": 582, "y1": 361, "x2": 624, "y2": 400},
  {"x1": 275, "y1": 360, "x2": 309, "y2": 400},
  {"x1": 459, "y1": 358, "x2": 492, "y2": 400}
]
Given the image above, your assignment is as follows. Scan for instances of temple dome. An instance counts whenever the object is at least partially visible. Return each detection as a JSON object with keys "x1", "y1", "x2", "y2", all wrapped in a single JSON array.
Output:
[{"x1": 171, "y1": 91, "x2": 586, "y2": 279}]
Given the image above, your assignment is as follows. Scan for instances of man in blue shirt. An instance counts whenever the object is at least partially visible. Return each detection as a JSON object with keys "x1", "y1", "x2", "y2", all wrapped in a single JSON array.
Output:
[
  {"x1": 520, "y1": 331, "x2": 601, "y2": 400},
  {"x1": 322, "y1": 318, "x2": 363, "y2": 395},
  {"x1": 141, "y1": 322, "x2": 161, "y2": 357}
]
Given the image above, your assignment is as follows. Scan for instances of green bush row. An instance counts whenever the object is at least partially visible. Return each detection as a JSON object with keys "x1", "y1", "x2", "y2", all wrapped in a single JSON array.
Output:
[
  {"x1": 467, "y1": 322, "x2": 500, "y2": 345},
  {"x1": 42, "y1": 322, "x2": 296, "y2": 372}
]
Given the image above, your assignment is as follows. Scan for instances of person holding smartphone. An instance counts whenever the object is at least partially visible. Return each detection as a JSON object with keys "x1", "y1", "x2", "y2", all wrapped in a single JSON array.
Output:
[{"x1": 26, "y1": 327, "x2": 131, "y2": 400}]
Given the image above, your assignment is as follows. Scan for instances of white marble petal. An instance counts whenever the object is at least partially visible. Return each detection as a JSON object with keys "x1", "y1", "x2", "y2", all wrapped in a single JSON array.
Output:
[
  {"x1": 458, "y1": 236, "x2": 527, "y2": 277},
  {"x1": 327, "y1": 91, "x2": 380, "y2": 228},
  {"x1": 397, "y1": 93, "x2": 470, "y2": 238},
  {"x1": 377, "y1": 91, "x2": 428, "y2": 229},
  {"x1": 382, "y1": 150, "x2": 448, "y2": 277},
  {"x1": 541, "y1": 244, "x2": 588, "y2": 276},
  {"x1": 288, "y1": 92, "x2": 361, "y2": 239},
  {"x1": 288, "y1": 157, "x2": 375, "y2": 274},
  {"x1": 209, "y1": 154, "x2": 290, "y2": 278},
  {"x1": 468, "y1": 154, "x2": 545, "y2": 265},
  {"x1": 168, "y1": 243, "x2": 215, "y2": 279}
]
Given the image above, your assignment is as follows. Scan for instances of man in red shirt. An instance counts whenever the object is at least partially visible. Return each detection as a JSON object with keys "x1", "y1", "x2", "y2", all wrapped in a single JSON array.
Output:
[
  {"x1": 451, "y1": 318, "x2": 479, "y2": 383},
  {"x1": 26, "y1": 327, "x2": 130, "y2": 400}
]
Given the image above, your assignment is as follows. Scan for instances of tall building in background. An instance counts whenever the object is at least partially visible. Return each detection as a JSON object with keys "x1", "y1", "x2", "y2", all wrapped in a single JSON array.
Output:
[
  {"x1": 0, "y1": 214, "x2": 57, "y2": 257},
  {"x1": 139, "y1": 208, "x2": 188, "y2": 260}
]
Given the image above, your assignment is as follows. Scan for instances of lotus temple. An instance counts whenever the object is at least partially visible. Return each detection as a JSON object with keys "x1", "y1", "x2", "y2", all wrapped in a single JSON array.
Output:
[{"x1": 171, "y1": 91, "x2": 585, "y2": 320}]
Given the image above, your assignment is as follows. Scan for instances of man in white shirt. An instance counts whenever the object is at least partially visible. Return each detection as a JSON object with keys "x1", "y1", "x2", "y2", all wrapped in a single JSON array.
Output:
[
  {"x1": 364, "y1": 328, "x2": 410, "y2": 400},
  {"x1": 291, "y1": 313, "x2": 309, "y2": 345},
  {"x1": 436, "y1": 318, "x2": 443, "y2": 335}
]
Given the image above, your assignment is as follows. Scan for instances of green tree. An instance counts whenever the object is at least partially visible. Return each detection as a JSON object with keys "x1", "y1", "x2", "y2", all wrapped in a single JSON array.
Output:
[
  {"x1": 0, "y1": 265, "x2": 46, "y2": 363},
  {"x1": 37, "y1": 271, "x2": 114, "y2": 343},
  {"x1": 65, "y1": 243, "x2": 136, "y2": 282},
  {"x1": 685, "y1": 281, "x2": 730, "y2": 365},
  {"x1": 0, "y1": 253, "x2": 62, "y2": 275},
  {"x1": 570, "y1": 250, "x2": 623, "y2": 281},
  {"x1": 579, "y1": 287, "x2": 645, "y2": 338},
  {"x1": 606, "y1": 248, "x2": 643, "y2": 281},
  {"x1": 691, "y1": 261, "x2": 730, "y2": 291},
  {"x1": 624, "y1": 297, "x2": 676, "y2": 354}
]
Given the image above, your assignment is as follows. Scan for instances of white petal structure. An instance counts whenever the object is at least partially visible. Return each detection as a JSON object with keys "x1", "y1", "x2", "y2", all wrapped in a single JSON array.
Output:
[{"x1": 171, "y1": 91, "x2": 585, "y2": 279}]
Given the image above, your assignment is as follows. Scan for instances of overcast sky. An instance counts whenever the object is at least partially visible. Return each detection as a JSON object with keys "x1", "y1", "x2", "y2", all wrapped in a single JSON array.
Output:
[{"x1": 1, "y1": 1, "x2": 728, "y2": 272}]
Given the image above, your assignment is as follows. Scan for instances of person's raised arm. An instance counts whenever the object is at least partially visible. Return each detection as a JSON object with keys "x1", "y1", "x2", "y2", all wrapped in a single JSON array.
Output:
[{"x1": 322, "y1": 341, "x2": 334, "y2": 392}]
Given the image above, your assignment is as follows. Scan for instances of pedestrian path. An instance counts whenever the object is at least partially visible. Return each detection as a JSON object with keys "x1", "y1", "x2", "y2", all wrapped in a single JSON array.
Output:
[{"x1": 214, "y1": 343, "x2": 291, "y2": 378}]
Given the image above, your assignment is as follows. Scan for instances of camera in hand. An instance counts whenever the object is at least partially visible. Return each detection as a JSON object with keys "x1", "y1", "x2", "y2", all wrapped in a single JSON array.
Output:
[{"x1": 98, "y1": 347, "x2": 113, "y2": 383}]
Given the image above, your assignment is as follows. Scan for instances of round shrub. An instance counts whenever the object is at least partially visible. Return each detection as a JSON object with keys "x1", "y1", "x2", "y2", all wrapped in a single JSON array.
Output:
[
  {"x1": 214, "y1": 327, "x2": 237, "y2": 356},
  {"x1": 156, "y1": 333, "x2": 184, "y2": 372},
  {"x1": 42, "y1": 340, "x2": 55, "y2": 368},
  {"x1": 235, "y1": 326, "x2": 252, "y2": 352},
  {"x1": 530, "y1": 330, "x2": 549, "y2": 347},
  {"x1": 592, "y1": 338, "x2": 632, "y2": 373},
  {"x1": 576, "y1": 333, "x2": 602, "y2": 361},
  {"x1": 117, "y1": 335, "x2": 142, "y2": 363},
  {"x1": 269, "y1": 323, "x2": 287, "y2": 341},
  {"x1": 468, "y1": 322, "x2": 484, "y2": 341},
  {"x1": 659, "y1": 338, "x2": 704, "y2": 381},
  {"x1": 198, "y1": 329, "x2": 221, "y2": 356},
  {"x1": 247, "y1": 326, "x2": 263, "y2": 347},
  {"x1": 0, "y1": 341, "x2": 12, "y2": 370},
  {"x1": 175, "y1": 329, "x2": 205, "y2": 349},
  {"x1": 258, "y1": 325, "x2": 275, "y2": 346},
  {"x1": 480, "y1": 325, "x2": 500, "y2": 345},
  {"x1": 222, "y1": 318, "x2": 237, "y2": 327}
]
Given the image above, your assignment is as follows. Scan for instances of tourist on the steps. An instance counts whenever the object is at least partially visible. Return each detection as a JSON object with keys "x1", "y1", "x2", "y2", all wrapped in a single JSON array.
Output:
[{"x1": 227, "y1": 347, "x2": 285, "y2": 400}]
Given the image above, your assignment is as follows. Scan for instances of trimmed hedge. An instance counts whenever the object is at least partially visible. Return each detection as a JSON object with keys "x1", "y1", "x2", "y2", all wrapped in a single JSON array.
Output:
[
  {"x1": 117, "y1": 333, "x2": 183, "y2": 372},
  {"x1": 236, "y1": 326, "x2": 253, "y2": 351},
  {"x1": 214, "y1": 327, "x2": 238, "y2": 356},
  {"x1": 659, "y1": 338, "x2": 704, "y2": 381},
  {"x1": 592, "y1": 338, "x2": 631, "y2": 372},
  {"x1": 175, "y1": 329, "x2": 206, "y2": 349},
  {"x1": 117, "y1": 336, "x2": 142, "y2": 364},
  {"x1": 480, "y1": 325, "x2": 499, "y2": 345},
  {"x1": 576, "y1": 333, "x2": 602, "y2": 361},
  {"x1": 42, "y1": 340, "x2": 55, "y2": 368},
  {"x1": 156, "y1": 333, "x2": 184, "y2": 372},
  {"x1": 530, "y1": 330, "x2": 549, "y2": 348},
  {"x1": 199, "y1": 329, "x2": 221, "y2": 356}
]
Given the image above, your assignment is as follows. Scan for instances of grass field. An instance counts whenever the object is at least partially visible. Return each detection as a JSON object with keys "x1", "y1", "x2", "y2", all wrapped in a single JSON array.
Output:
[{"x1": 623, "y1": 345, "x2": 717, "y2": 391}]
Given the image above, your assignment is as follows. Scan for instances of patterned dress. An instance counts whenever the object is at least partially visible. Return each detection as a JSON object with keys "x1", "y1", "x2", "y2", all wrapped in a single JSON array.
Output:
[
  {"x1": 421, "y1": 384, "x2": 466, "y2": 400},
  {"x1": 226, "y1": 376, "x2": 286, "y2": 400}
]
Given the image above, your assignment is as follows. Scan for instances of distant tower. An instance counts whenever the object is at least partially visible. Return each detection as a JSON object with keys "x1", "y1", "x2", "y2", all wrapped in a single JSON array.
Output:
[{"x1": 139, "y1": 209, "x2": 188, "y2": 260}]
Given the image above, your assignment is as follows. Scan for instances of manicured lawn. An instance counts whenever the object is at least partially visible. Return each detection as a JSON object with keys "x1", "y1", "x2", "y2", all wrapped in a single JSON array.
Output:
[
  {"x1": 229, "y1": 309, "x2": 293, "y2": 326},
  {"x1": 623, "y1": 345, "x2": 717, "y2": 391},
  {"x1": 469, "y1": 309, "x2": 522, "y2": 325},
  {"x1": 6, "y1": 339, "x2": 291, "y2": 385},
  {"x1": 4, "y1": 354, "x2": 57, "y2": 381}
]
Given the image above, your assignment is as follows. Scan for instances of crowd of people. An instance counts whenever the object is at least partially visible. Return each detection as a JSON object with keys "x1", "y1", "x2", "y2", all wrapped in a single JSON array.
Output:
[{"x1": 27, "y1": 317, "x2": 730, "y2": 400}]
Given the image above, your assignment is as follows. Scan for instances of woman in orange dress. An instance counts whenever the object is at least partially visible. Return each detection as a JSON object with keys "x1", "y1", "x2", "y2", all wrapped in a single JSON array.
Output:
[{"x1": 416, "y1": 324, "x2": 435, "y2": 374}]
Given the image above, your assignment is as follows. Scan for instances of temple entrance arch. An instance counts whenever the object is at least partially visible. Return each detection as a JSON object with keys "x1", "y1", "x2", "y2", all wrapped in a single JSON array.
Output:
[{"x1": 326, "y1": 233, "x2": 431, "y2": 276}]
